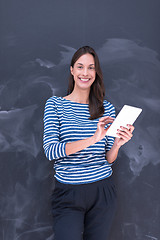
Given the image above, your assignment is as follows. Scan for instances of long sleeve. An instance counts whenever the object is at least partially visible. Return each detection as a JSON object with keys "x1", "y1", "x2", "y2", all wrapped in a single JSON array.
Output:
[
  {"x1": 43, "y1": 95, "x2": 115, "y2": 184},
  {"x1": 43, "y1": 98, "x2": 67, "y2": 161},
  {"x1": 105, "y1": 103, "x2": 116, "y2": 152}
]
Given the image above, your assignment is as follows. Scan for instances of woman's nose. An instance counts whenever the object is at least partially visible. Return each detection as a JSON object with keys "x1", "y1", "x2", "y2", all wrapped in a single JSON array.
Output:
[{"x1": 82, "y1": 67, "x2": 88, "y2": 75}]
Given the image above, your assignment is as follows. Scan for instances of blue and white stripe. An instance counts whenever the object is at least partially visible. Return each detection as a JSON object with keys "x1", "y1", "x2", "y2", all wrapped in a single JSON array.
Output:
[{"x1": 43, "y1": 96, "x2": 115, "y2": 184}]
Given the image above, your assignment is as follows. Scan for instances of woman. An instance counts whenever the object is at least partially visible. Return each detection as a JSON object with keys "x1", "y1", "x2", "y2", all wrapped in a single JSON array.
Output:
[{"x1": 43, "y1": 46, "x2": 134, "y2": 240}]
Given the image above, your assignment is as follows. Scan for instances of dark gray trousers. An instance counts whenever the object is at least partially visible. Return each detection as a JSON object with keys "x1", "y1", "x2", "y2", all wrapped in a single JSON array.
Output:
[{"x1": 51, "y1": 176, "x2": 117, "y2": 240}]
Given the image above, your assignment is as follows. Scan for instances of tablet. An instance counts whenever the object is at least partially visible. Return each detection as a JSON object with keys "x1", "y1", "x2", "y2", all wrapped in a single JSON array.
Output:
[{"x1": 106, "y1": 105, "x2": 142, "y2": 138}]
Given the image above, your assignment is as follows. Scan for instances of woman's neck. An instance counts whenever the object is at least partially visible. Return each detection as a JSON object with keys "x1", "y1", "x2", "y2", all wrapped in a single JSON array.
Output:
[{"x1": 66, "y1": 90, "x2": 90, "y2": 104}]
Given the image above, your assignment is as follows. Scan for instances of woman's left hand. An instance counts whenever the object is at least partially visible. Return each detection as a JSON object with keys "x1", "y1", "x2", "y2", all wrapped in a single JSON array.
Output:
[{"x1": 114, "y1": 124, "x2": 135, "y2": 147}]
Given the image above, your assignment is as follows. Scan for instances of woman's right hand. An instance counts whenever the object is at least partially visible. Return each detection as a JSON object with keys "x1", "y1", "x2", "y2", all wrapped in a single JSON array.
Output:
[{"x1": 93, "y1": 116, "x2": 114, "y2": 142}]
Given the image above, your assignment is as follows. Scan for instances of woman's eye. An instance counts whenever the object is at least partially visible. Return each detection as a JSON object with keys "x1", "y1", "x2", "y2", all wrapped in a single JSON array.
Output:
[
  {"x1": 89, "y1": 67, "x2": 95, "y2": 70},
  {"x1": 77, "y1": 66, "x2": 83, "y2": 69}
]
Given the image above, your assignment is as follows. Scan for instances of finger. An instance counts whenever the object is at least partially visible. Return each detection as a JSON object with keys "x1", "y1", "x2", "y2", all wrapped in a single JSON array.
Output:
[
  {"x1": 116, "y1": 133, "x2": 130, "y2": 142},
  {"x1": 119, "y1": 126, "x2": 133, "y2": 137},
  {"x1": 127, "y1": 124, "x2": 135, "y2": 133},
  {"x1": 98, "y1": 122, "x2": 106, "y2": 128},
  {"x1": 99, "y1": 116, "x2": 114, "y2": 122},
  {"x1": 104, "y1": 120, "x2": 114, "y2": 126},
  {"x1": 117, "y1": 130, "x2": 131, "y2": 141},
  {"x1": 99, "y1": 119, "x2": 114, "y2": 126},
  {"x1": 98, "y1": 120, "x2": 114, "y2": 129},
  {"x1": 117, "y1": 129, "x2": 133, "y2": 140}
]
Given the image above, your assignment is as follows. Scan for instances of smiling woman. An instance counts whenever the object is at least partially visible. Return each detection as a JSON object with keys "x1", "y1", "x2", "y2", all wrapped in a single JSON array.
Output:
[
  {"x1": 43, "y1": 46, "x2": 134, "y2": 240},
  {"x1": 67, "y1": 46, "x2": 105, "y2": 120},
  {"x1": 70, "y1": 53, "x2": 96, "y2": 87}
]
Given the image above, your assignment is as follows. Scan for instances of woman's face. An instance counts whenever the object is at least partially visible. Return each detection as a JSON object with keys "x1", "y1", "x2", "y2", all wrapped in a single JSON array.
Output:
[{"x1": 70, "y1": 53, "x2": 96, "y2": 90}]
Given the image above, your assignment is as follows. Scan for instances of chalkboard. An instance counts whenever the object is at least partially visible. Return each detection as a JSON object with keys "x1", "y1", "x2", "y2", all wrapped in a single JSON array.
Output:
[{"x1": 0, "y1": 0, "x2": 160, "y2": 239}]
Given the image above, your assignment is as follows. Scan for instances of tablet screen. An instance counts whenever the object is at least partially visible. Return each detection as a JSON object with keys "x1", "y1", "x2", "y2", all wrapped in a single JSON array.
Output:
[{"x1": 106, "y1": 105, "x2": 142, "y2": 138}]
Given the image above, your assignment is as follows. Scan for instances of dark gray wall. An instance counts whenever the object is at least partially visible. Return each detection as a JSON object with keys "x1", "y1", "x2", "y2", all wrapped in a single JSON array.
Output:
[{"x1": 0, "y1": 0, "x2": 160, "y2": 239}]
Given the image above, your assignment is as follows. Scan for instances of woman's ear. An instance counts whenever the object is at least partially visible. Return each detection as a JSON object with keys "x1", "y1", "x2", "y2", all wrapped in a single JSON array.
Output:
[{"x1": 70, "y1": 66, "x2": 73, "y2": 75}]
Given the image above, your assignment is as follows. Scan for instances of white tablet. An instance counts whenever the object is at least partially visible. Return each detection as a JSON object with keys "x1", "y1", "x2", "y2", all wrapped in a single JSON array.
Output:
[{"x1": 106, "y1": 105, "x2": 142, "y2": 138}]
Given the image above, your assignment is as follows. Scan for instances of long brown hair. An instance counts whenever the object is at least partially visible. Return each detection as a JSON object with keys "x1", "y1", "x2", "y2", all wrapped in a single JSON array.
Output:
[{"x1": 67, "y1": 46, "x2": 105, "y2": 120}]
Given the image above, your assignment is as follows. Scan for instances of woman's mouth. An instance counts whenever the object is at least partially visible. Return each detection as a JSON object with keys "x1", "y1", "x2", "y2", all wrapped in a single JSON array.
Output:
[{"x1": 79, "y1": 78, "x2": 90, "y2": 82}]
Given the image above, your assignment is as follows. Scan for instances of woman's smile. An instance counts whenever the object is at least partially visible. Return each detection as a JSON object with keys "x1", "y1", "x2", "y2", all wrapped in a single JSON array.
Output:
[
  {"x1": 79, "y1": 77, "x2": 90, "y2": 82},
  {"x1": 70, "y1": 53, "x2": 96, "y2": 90}
]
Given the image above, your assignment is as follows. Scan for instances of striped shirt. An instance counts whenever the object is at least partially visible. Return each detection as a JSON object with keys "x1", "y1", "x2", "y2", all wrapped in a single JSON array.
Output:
[{"x1": 43, "y1": 96, "x2": 115, "y2": 184}]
